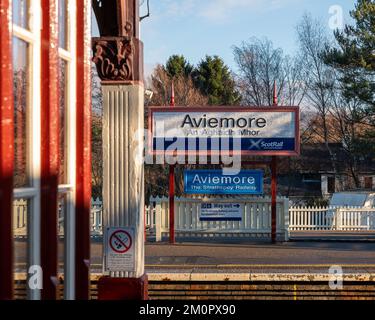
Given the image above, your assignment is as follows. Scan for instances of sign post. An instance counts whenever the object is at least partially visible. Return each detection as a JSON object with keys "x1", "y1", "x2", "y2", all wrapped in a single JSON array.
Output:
[
  {"x1": 169, "y1": 83, "x2": 175, "y2": 244},
  {"x1": 271, "y1": 82, "x2": 278, "y2": 243}
]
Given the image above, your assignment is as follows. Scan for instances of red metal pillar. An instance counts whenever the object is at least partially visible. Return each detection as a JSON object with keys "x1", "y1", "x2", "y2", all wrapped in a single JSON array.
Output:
[
  {"x1": 40, "y1": 0, "x2": 59, "y2": 300},
  {"x1": 271, "y1": 80, "x2": 278, "y2": 243},
  {"x1": 75, "y1": 0, "x2": 92, "y2": 300},
  {"x1": 271, "y1": 156, "x2": 277, "y2": 243},
  {"x1": 169, "y1": 82, "x2": 175, "y2": 244},
  {"x1": 0, "y1": 0, "x2": 14, "y2": 300}
]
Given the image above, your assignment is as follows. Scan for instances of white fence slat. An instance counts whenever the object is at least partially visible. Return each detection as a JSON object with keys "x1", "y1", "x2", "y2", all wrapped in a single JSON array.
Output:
[{"x1": 12, "y1": 197, "x2": 374, "y2": 239}]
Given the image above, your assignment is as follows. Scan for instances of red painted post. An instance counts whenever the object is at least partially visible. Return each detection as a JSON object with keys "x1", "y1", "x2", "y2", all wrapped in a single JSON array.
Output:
[
  {"x1": 169, "y1": 82, "x2": 175, "y2": 244},
  {"x1": 75, "y1": 0, "x2": 92, "y2": 300},
  {"x1": 0, "y1": 0, "x2": 14, "y2": 300},
  {"x1": 40, "y1": 0, "x2": 60, "y2": 300},
  {"x1": 271, "y1": 80, "x2": 278, "y2": 243},
  {"x1": 271, "y1": 156, "x2": 277, "y2": 243}
]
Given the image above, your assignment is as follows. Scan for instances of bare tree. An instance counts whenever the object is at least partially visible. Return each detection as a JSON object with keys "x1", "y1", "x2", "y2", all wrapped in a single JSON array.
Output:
[
  {"x1": 91, "y1": 64, "x2": 103, "y2": 198},
  {"x1": 233, "y1": 38, "x2": 286, "y2": 106},
  {"x1": 330, "y1": 89, "x2": 374, "y2": 188},
  {"x1": 149, "y1": 64, "x2": 208, "y2": 107},
  {"x1": 296, "y1": 14, "x2": 340, "y2": 183},
  {"x1": 283, "y1": 54, "x2": 307, "y2": 106},
  {"x1": 233, "y1": 37, "x2": 306, "y2": 107}
]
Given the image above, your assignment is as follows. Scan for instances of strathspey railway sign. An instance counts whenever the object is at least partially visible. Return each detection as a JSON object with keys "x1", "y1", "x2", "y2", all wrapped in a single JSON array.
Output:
[
  {"x1": 148, "y1": 106, "x2": 300, "y2": 156},
  {"x1": 184, "y1": 169, "x2": 263, "y2": 195}
]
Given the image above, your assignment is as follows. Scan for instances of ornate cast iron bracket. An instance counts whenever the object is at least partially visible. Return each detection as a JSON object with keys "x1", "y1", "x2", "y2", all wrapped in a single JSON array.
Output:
[{"x1": 92, "y1": 37, "x2": 134, "y2": 81}]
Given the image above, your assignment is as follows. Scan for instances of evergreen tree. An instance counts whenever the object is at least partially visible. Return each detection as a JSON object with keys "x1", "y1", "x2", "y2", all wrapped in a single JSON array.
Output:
[
  {"x1": 193, "y1": 55, "x2": 240, "y2": 105},
  {"x1": 165, "y1": 54, "x2": 193, "y2": 78},
  {"x1": 323, "y1": 0, "x2": 375, "y2": 119},
  {"x1": 323, "y1": 0, "x2": 375, "y2": 180}
]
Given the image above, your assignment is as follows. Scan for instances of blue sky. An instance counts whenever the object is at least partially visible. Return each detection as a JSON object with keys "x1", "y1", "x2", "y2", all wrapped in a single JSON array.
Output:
[{"x1": 93, "y1": 0, "x2": 356, "y2": 76}]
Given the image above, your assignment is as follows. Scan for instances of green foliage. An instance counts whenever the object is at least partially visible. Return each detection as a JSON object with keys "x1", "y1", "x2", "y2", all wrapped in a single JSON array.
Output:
[
  {"x1": 193, "y1": 55, "x2": 241, "y2": 105},
  {"x1": 323, "y1": 0, "x2": 375, "y2": 116},
  {"x1": 165, "y1": 55, "x2": 193, "y2": 78}
]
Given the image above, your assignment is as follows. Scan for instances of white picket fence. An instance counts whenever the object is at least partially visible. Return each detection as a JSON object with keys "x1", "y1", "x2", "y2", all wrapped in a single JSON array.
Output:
[
  {"x1": 289, "y1": 206, "x2": 375, "y2": 231},
  {"x1": 13, "y1": 199, "x2": 375, "y2": 239},
  {"x1": 12, "y1": 198, "x2": 155, "y2": 237},
  {"x1": 147, "y1": 196, "x2": 290, "y2": 241}
]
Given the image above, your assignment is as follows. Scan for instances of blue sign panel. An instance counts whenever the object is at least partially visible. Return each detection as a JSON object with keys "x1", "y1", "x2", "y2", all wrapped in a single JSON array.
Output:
[{"x1": 184, "y1": 170, "x2": 263, "y2": 195}]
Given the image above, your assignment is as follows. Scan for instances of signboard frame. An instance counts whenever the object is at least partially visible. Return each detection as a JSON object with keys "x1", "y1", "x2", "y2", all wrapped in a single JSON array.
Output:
[{"x1": 148, "y1": 106, "x2": 300, "y2": 156}]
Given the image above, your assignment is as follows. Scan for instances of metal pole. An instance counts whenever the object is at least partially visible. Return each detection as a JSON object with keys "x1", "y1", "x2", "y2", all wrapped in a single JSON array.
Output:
[
  {"x1": 0, "y1": 0, "x2": 14, "y2": 300},
  {"x1": 169, "y1": 82, "x2": 175, "y2": 244},
  {"x1": 75, "y1": 0, "x2": 92, "y2": 300},
  {"x1": 271, "y1": 80, "x2": 278, "y2": 243},
  {"x1": 40, "y1": 0, "x2": 59, "y2": 300}
]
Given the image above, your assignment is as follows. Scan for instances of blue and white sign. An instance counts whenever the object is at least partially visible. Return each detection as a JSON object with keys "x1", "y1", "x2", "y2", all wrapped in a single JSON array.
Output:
[
  {"x1": 184, "y1": 170, "x2": 263, "y2": 195},
  {"x1": 149, "y1": 107, "x2": 300, "y2": 156},
  {"x1": 200, "y1": 203, "x2": 242, "y2": 221}
]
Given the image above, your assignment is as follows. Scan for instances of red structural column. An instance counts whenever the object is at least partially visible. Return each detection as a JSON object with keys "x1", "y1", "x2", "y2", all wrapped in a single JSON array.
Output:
[
  {"x1": 0, "y1": 0, "x2": 14, "y2": 300},
  {"x1": 169, "y1": 83, "x2": 175, "y2": 244},
  {"x1": 75, "y1": 0, "x2": 92, "y2": 300},
  {"x1": 40, "y1": 0, "x2": 60, "y2": 300},
  {"x1": 271, "y1": 156, "x2": 277, "y2": 243},
  {"x1": 271, "y1": 80, "x2": 278, "y2": 243}
]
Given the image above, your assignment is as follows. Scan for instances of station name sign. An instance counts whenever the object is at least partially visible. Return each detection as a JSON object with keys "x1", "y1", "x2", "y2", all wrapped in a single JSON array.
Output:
[
  {"x1": 184, "y1": 169, "x2": 263, "y2": 195},
  {"x1": 148, "y1": 106, "x2": 300, "y2": 156}
]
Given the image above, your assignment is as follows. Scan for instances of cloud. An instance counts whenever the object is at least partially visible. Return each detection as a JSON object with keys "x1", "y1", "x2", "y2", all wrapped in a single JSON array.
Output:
[
  {"x1": 151, "y1": 0, "x2": 300, "y2": 22},
  {"x1": 152, "y1": 0, "x2": 196, "y2": 19},
  {"x1": 199, "y1": 0, "x2": 261, "y2": 20}
]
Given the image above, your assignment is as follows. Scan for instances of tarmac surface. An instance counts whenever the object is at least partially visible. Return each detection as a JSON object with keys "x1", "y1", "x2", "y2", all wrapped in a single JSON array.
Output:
[{"x1": 14, "y1": 236, "x2": 375, "y2": 274}]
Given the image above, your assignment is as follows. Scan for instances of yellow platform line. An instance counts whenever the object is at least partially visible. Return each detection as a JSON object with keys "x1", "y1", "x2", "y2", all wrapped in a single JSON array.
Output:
[
  {"x1": 145, "y1": 264, "x2": 375, "y2": 268},
  {"x1": 17, "y1": 263, "x2": 375, "y2": 268}
]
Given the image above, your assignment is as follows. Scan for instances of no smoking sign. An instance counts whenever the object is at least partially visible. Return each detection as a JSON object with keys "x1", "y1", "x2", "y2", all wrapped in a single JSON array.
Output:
[
  {"x1": 110, "y1": 230, "x2": 132, "y2": 253},
  {"x1": 105, "y1": 227, "x2": 136, "y2": 272}
]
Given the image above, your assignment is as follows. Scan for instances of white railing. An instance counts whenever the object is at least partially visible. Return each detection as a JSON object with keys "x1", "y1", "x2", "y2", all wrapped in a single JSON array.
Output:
[
  {"x1": 91, "y1": 198, "x2": 103, "y2": 235},
  {"x1": 14, "y1": 199, "x2": 374, "y2": 238},
  {"x1": 12, "y1": 198, "x2": 159, "y2": 237},
  {"x1": 13, "y1": 198, "x2": 105, "y2": 237},
  {"x1": 289, "y1": 206, "x2": 375, "y2": 231},
  {"x1": 147, "y1": 196, "x2": 290, "y2": 241},
  {"x1": 335, "y1": 207, "x2": 375, "y2": 231},
  {"x1": 13, "y1": 199, "x2": 28, "y2": 236}
]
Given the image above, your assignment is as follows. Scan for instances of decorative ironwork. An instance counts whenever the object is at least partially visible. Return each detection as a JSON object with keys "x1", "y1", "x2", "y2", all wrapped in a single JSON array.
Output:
[{"x1": 92, "y1": 38, "x2": 134, "y2": 81}]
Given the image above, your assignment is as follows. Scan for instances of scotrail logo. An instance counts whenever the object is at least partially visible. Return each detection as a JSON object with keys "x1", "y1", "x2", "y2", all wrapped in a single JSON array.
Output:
[
  {"x1": 248, "y1": 139, "x2": 284, "y2": 150},
  {"x1": 248, "y1": 139, "x2": 263, "y2": 150},
  {"x1": 260, "y1": 141, "x2": 284, "y2": 150}
]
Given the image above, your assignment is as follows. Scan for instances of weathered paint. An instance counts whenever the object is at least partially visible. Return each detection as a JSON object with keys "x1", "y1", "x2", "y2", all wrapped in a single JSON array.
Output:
[
  {"x1": 0, "y1": 0, "x2": 14, "y2": 301},
  {"x1": 40, "y1": 0, "x2": 60, "y2": 300},
  {"x1": 101, "y1": 84, "x2": 145, "y2": 279},
  {"x1": 75, "y1": 0, "x2": 92, "y2": 300}
]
